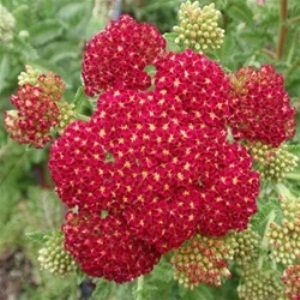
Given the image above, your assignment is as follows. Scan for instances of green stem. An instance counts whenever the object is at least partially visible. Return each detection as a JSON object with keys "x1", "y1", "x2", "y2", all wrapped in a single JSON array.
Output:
[
  {"x1": 258, "y1": 210, "x2": 276, "y2": 269},
  {"x1": 276, "y1": 0, "x2": 288, "y2": 60},
  {"x1": 276, "y1": 182, "x2": 296, "y2": 199},
  {"x1": 285, "y1": 59, "x2": 300, "y2": 80},
  {"x1": 74, "y1": 112, "x2": 90, "y2": 122},
  {"x1": 284, "y1": 172, "x2": 300, "y2": 181},
  {"x1": 136, "y1": 276, "x2": 144, "y2": 300},
  {"x1": 288, "y1": 15, "x2": 300, "y2": 24}
]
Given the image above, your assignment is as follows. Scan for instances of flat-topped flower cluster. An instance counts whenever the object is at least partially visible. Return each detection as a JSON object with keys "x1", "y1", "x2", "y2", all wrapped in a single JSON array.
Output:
[{"x1": 47, "y1": 15, "x2": 295, "y2": 283}]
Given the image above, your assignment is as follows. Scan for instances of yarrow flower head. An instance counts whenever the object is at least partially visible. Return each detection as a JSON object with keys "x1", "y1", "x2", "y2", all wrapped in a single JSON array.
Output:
[
  {"x1": 50, "y1": 87, "x2": 259, "y2": 253},
  {"x1": 237, "y1": 265, "x2": 283, "y2": 300},
  {"x1": 5, "y1": 83, "x2": 61, "y2": 148},
  {"x1": 171, "y1": 234, "x2": 236, "y2": 288},
  {"x1": 246, "y1": 141, "x2": 298, "y2": 182},
  {"x1": 0, "y1": 4, "x2": 15, "y2": 43},
  {"x1": 267, "y1": 197, "x2": 300, "y2": 265},
  {"x1": 155, "y1": 50, "x2": 231, "y2": 128},
  {"x1": 282, "y1": 265, "x2": 300, "y2": 300},
  {"x1": 4, "y1": 68, "x2": 76, "y2": 148},
  {"x1": 49, "y1": 15, "x2": 260, "y2": 283},
  {"x1": 63, "y1": 212, "x2": 160, "y2": 282},
  {"x1": 38, "y1": 232, "x2": 77, "y2": 276},
  {"x1": 173, "y1": 1, "x2": 224, "y2": 52},
  {"x1": 82, "y1": 15, "x2": 166, "y2": 96},
  {"x1": 229, "y1": 65, "x2": 296, "y2": 147}
]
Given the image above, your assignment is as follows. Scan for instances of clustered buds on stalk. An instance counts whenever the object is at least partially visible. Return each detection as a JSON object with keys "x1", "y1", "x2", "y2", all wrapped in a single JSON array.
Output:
[
  {"x1": 173, "y1": 1, "x2": 224, "y2": 52},
  {"x1": 246, "y1": 141, "x2": 298, "y2": 182},
  {"x1": 282, "y1": 264, "x2": 300, "y2": 300},
  {"x1": 0, "y1": 4, "x2": 15, "y2": 43},
  {"x1": 38, "y1": 233, "x2": 77, "y2": 276},
  {"x1": 267, "y1": 198, "x2": 300, "y2": 265},
  {"x1": 237, "y1": 265, "x2": 283, "y2": 300},
  {"x1": 18, "y1": 65, "x2": 40, "y2": 86},
  {"x1": 233, "y1": 227, "x2": 260, "y2": 267},
  {"x1": 171, "y1": 234, "x2": 236, "y2": 288},
  {"x1": 56, "y1": 102, "x2": 75, "y2": 134},
  {"x1": 4, "y1": 66, "x2": 75, "y2": 148}
]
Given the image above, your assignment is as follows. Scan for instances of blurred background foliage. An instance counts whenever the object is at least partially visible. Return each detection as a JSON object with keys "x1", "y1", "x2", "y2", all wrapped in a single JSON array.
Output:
[{"x1": 0, "y1": 0, "x2": 300, "y2": 299}]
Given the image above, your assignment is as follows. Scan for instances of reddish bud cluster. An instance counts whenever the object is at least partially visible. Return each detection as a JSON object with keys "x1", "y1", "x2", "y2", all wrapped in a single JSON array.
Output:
[
  {"x1": 82, "y1": 15, "x2": 166, "y2": 96},
  {"x1": 5, "y1": 75, "x2": 64, "y2": 148},
  {"x1": 229, "y1": 65, "x2": 296, "y2": 147},
  {"x1": 63, "y1": 212, "x2": 160, "y2": 283},
  {"x1": 282, "y1": 265, "x2": 300, "y2": 300},
  {"x1": 171, "y1": 234, "x2": 236, "y2": 288}
]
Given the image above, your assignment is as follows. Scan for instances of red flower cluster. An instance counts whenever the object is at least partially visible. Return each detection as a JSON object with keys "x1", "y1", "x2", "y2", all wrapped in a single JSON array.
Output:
[
  {"x1": 229, "y1": 65, "x2": 296, "y2": 147},
  {"x1": 50, "y1": 88, "x2": 258, "y2": 280},
  {"x1": 198, "y1": 143, "x2": 259, "y2": 236},
  {"x1": 155, "y1": 50, "x2": 230, "y2": 127},
  {"x1": 49, "y1": 16, "x2": 261, "y2": 283},
  {"x1": 82, "y1": 15, "x2": 166, "y2": 96},
  {"x1": 63, "y1": 212, "x2": 160, "y2": 283},
  {"x1": 5, "y1": 74, "x2": 64, "y2": 148}
]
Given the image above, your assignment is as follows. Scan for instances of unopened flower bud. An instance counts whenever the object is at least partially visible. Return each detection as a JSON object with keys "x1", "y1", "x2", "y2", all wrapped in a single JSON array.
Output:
[
  {"x1": 246, "y1": 141, "x2": 298, "y2": 182},
  {"x1": 38, "y1": 232, "x2": 77, "y2": 276},
  {"x1": 173, "y1": 1, "x2": 224, "y2": 53},
  {"x1": 171, "y1": 234, "x2": 236, "y2": 288}
]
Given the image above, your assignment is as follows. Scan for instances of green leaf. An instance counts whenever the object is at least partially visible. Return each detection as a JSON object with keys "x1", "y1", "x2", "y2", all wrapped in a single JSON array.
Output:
[
  {"x1": 26, "y1": 231, "x2": 47, "y2": 243},
  {"x1": 163, "y1": 32, "x2": 182, "y2": 52},
  {"x1": 227, "y1": 1, "x2": 254, "y2": 25},
  {"x1": 30, "y1": 19, "x2": 65, "y2": 46}
]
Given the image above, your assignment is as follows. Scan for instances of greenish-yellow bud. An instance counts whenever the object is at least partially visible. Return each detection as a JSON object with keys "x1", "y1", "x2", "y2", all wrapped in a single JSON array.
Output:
[{"x1": 173, "y1": 1, "x2": 224, "y2": 53}]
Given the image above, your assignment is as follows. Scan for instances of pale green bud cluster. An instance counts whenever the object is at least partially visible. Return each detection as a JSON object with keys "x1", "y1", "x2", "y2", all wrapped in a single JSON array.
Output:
[
  {"x1": 171, "y1": 234, "x2": 236, "y2": 289},
  {"x1": 173, "y1": 1, "x2": 224, "y2": 52},
  {"x1": 56, "y1": 102, "x2": 75, "y2": 134},
  {"x1": 246, "y1": 141, "x2": 298, "y2": 182},
  {"x1": 233, "y1": 227, "x2": 260, "y2": 267},
  {"x1": 267, "y1": 198, "x2": 300, "y2": 265},
  {"x1": 38, "y1": 233, "x2": 77, "y2": 276},
  {"x1": 0, "y1": 5, "x2": 15, "y2": 43},
  {"x1": 18, "y1": 65, "x2": 40, "y2": 86},
  {"x1": 237, "y1": 265, "x2": 283, "y2": 300}
]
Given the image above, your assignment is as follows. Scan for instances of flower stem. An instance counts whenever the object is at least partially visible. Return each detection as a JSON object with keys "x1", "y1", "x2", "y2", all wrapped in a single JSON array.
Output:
[
  {"x1": 258, "y1": 210, "x2": 276, "y2": 269},
  {"x1": 288, "y1": 15, "x2": 300, "y2": 24},
  {"x1": 276, "y1": 182, "x2": 295, "y2": 199},
  {"x1": 284, "y1": 172, "x2": 300, "y2": 181},
  {"x1": 136, "y1": 276, "x2": 144, "y2": 300},
  {"x1": 276, "y1": 0, "x2": 288, "y2": 60},
  {"x1": 74, "y1": 112, "x2": 90, "y2": 122}
]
